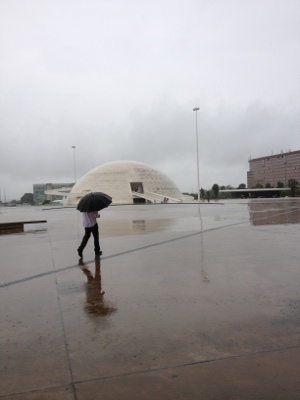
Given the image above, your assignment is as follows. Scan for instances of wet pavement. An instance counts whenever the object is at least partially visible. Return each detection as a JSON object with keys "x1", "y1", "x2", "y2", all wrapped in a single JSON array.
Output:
[{"x1": 0, "y1": 199, "x2": 300, "y2": 399}]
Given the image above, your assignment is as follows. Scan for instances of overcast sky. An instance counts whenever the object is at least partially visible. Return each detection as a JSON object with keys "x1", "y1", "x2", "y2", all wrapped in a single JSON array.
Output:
[{"x1": 1, "y1": 0, "x2": 299, "y2": 200}]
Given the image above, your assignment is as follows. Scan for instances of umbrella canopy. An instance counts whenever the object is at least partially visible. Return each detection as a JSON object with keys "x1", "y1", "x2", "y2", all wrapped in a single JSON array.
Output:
[{"x1": 77, "y1": 192, "x2": 112, "y2": 212}]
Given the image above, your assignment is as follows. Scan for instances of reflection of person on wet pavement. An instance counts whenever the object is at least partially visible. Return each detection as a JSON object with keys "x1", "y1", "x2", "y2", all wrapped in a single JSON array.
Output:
[
  {"x1": 79, "y1": 257, "x2": 116, "y2": 317},
  {"x1": 77, "y1": 211, "x2": 102, "y2": 258}
]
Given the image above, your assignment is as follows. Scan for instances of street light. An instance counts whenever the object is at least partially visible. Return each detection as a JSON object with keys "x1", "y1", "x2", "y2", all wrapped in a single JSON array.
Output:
[
  {"x1": 72, "y1": 146, "x2": 77, "y2": 183},
  {"x1": 193, "y1": 107, "x2": 200, "y2": 201}
]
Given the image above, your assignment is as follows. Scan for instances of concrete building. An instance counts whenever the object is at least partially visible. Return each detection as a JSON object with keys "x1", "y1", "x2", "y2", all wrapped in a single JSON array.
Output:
[
  {"x1": 33, "y1": 183, "x2": 74, "y2": 204},
  {"x1": 65, "y1": 160, "x2": 184, "y2": 205},
  {"x1": 247, "y1": 150, "x2": 300, "y2": 188}
]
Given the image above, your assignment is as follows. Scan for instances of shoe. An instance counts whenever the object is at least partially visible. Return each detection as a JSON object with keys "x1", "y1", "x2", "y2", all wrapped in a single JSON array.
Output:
[
  {"x1": 95, "y1": 251, "x2": 102, "y2": 256},
  {"x1": 77, "y1": 248, "x2": 83, "y2": 258}
]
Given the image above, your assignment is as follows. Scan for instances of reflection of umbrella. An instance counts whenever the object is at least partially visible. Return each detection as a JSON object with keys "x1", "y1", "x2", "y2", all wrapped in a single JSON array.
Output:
[{"x1": 77, "y1": 192, "x2": 112, "y2": 212}]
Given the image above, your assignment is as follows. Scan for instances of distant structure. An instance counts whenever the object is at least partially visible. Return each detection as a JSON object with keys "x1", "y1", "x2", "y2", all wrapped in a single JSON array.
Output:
[
  {"x1": 65, "y1": 160, "x2": 184, "y2": 205},
  {"x1": 33, "y1": 183, "x2": 74, "y2": 203},
  {"x1": 247, "y1": 150, "x2": 300, "y2": 188}
]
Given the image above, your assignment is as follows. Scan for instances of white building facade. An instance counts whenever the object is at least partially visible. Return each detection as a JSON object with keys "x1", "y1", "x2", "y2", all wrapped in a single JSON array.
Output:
[{"x1": 65, "y1": 160, "x2": 184, "y2": 205}]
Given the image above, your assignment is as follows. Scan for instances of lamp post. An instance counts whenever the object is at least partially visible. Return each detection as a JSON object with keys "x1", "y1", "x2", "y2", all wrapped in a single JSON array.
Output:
[
  {"x1": 72, "y1": 146, "x2": 77, "y2": 183},
  {"x1": 193, "y1": 107, "x2": 200, "y2": 201}
]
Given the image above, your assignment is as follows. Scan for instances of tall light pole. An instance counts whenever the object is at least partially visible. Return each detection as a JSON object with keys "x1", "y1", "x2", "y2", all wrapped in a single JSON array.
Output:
[
  {"x1": 72, "y1": 146, "x2": 77, "y2": 183},
  {"x1": 193, "y1": 107, "x2": 200, "y2": 201}
]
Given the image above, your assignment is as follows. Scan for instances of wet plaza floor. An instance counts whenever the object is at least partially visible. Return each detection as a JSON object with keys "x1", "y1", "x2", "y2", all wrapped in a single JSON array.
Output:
[{"x1": 0, "y1": 199, "x2": 300, "y2": 399}]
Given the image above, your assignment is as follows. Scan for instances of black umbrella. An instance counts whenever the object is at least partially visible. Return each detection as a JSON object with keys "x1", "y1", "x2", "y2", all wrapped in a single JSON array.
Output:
[{"x1": 77, "y1": 192, "x2": 112, "y2": 212}]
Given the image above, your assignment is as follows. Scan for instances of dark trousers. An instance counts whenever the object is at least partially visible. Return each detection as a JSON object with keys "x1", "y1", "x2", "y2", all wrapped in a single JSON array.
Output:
[{"x1": 78, "y1": 223, "x2": 100, "y2": 253}]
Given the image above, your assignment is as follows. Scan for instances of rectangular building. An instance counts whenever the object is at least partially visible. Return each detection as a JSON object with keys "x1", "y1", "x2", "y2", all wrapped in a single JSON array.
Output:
[
  {"x1": 33, "y1": 183, "x2": 74, "y2": 203},
  {"x1": 247, "y1": 150, "x2": 300, "y2": 188}
]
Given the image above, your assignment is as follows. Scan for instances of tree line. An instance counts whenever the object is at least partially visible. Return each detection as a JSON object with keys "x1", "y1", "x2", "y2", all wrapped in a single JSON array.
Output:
[{"x1": 184, "y1": 178, "x2": 299, "y2": 200}]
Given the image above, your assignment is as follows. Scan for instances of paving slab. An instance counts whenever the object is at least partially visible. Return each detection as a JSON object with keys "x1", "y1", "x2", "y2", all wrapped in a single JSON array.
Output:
[
  {"x1": 0, "y1": 385, "x2": 75, "y2": 400},
  {"x1": 0, "y1": 277, "x2": 71, "y2": 396},
  {"x1": 75, "y1": 348, "x2": 300, "y2": 400},
  {"x1": 0, "y1": 199, "x2": 300, "y2": 399}
]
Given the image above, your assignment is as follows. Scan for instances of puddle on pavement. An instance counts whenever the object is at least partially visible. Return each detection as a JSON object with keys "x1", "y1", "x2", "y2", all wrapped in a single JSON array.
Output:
[
  {"x1": 79, "y1": 258, "x2": 117, "y2": 322},
  {"x1": 248, "y1": 199, "x2": 300, "y2": 225},
  {"x1": 100, "y1": 218, "x2": 175, "y2": 237}
]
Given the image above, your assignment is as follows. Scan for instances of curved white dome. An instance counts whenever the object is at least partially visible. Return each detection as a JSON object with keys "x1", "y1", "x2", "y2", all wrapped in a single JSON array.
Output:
[{"x1": 66, "y1": 160, "x2": 183, "y2": 205}]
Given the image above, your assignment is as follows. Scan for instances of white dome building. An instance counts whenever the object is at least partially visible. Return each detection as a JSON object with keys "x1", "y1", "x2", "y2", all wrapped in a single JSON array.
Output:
[{"x1": 66, "y1": 160, "x2": 184, "y2": 205}]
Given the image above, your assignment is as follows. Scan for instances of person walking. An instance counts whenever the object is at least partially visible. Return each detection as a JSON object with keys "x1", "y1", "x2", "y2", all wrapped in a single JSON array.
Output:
[{"x1": 77, "y1": 211, "x2": 102, "y2": 258}]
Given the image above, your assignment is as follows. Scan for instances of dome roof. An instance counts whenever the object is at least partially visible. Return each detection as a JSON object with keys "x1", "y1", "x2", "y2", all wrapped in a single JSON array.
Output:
[{"x1": 66, "y1": 160, "x2": 183, "y2": 205}]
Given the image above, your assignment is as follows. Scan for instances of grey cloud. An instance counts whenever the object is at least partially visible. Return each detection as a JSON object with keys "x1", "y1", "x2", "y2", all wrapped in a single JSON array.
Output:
[{"x1": 1, "y1": 0, "x2": 300, "y2": 199}]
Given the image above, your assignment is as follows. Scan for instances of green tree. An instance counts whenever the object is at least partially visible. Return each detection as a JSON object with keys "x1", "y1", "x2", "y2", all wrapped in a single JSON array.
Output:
[
  {"x1": 265, "y1": 183, "x2": 273, "y2": 188},
  {"x1": 277, "y1": 181, "x2": 284, "y2": 188},
  {"x1": 255, "y1": 183, "x2": 264, "y2": 188},
  {"x1": 206, "y1": 190, "x2": 211, "y2": 202},
  {"x1": 21, "y1": 193, "x2": 33, "y2": 204},
  {"x1": 238, "y1": 183, "x2": 246, "y2": 189},
  {"x1": 200, "y1": 188, "x2": 206, "y2": 200},
  {"x1": 212, "y1": 184, "x2": 219, "y2": 198},
  {"x1": 288, "y1": 178, "x2": 299, "y2": 197}
]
